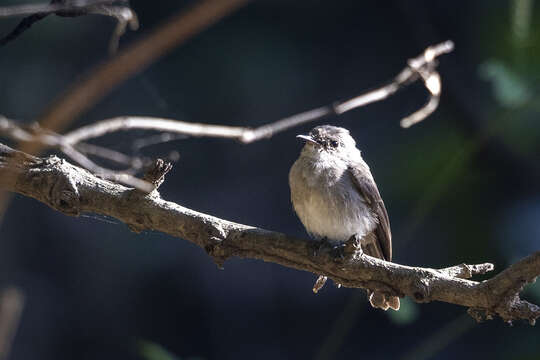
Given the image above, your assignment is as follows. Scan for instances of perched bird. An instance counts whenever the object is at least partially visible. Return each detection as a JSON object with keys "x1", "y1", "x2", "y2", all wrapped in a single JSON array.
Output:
[{"x1": 289, "y1": 125, "x2": 399, "y2": 311}]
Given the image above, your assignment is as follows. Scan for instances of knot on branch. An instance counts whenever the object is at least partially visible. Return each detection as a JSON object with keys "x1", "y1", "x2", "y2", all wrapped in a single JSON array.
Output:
[
  {"x1": 411, "y1": 275, "x2": 432, "y2": 303},
  {"x1": 126, "y1": 212, "x2": 151, "y2": 234},
  {"x1": 142, "y1": 158, "x2": 172, "y2": 191},
  {"x1": 126, "y1": 158, "x2": 172, "y2": 199},
  {"x1": 204, "y1": 236, "x2": 228, "y2": 270},
  {"x1": 41, "y1": 156, "x2": 81, "y2": 215}
]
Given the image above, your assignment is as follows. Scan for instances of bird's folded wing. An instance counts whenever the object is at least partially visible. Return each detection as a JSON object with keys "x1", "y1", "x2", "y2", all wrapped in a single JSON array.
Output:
[{"x1": 348, "y1": 165, "x2": 392, "y2": 261}]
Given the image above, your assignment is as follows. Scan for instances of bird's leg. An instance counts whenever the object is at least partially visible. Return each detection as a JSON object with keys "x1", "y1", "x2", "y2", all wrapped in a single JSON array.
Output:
[
  {"x1": 311, "y1": 236, "x2": 357, "y2": 292},
  {"x1": 329, "y1": 242, "x2": 348, "y2": 260},
  {"x1": 327, "y1": 235, "x2": 359, "y2": 260},
  {"x1": 312, "y1": 236, "x2": 360, "y2": 260},
  {"x1": 311, "y1": 238, "x2": 331, "y2": 293}
]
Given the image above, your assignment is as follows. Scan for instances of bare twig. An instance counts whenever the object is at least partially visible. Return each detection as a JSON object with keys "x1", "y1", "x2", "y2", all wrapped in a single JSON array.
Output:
[
  {"x1": 60, "y1": 143, "x2": 153, "y2": 191},
  {"x1": 0, "y1": 0, "x2": 125, "y2": 17},
  {"x1": 25, "y1": 0, "x2": 249, "y2": 157},
  {"x1": 0, "y1": 41, "x2": 451, "y2": 155},
  {"x1": 1, "y1": 143, "x2": 538, "y2": 324},
  {"x1": 0, "y1": 0, "x2": 138, "y2": 49},
  {"x1": 83, "y1": 3, "x2": 139, "y2": 54},
  {"x1": 74, "y1": 142, "x2": 144, "y2": 170},
  {"x1": 56, "y1": 41, "x2": 454, "y2": 147},
  {"x1": 0, "y1": 116, "x2": 144, "y2": 169},
  {"x1": 0, "y1": 41, "x2": 452, "y2": 222},
  {"x1": 0, "y1": 0, "x2": 248, "y2": 219},
  {"x1": 0, "y1": 116, "x2": 152, "y2": 191}
]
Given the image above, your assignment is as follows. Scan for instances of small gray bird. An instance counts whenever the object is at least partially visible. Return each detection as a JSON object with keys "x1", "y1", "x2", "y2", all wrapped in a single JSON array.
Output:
[{"x1": 289, "y1": 125, "x2": 399, "y2": 311}]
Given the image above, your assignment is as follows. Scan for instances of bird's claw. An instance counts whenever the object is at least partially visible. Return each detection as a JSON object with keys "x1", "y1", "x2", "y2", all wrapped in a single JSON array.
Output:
[
  {"x1": 329, "y1": 243, "x2": 347, "y2": 260},
  {"x1": 311, "y1": 235, "x2": 363, "y2": 261}
]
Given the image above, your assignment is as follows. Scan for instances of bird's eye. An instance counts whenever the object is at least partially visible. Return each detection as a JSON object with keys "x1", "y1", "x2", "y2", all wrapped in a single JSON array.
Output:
[{"x1": 330, "y1": 140, "x2": 339, "y2": 148}]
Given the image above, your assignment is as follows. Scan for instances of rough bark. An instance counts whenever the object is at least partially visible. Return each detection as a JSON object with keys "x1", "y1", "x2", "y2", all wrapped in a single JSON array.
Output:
[{"x1": 1, "y1": 143, "x2": 538, "y2": 324}]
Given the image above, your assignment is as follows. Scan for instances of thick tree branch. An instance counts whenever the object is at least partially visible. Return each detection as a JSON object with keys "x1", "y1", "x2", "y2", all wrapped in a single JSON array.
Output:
[{"x1": 1, "y1": 143, "x2": 538, "y2": 324}]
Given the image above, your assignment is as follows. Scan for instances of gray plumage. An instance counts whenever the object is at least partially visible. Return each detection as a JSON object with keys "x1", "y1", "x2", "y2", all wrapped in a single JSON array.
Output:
[{"x1": 289, "y1": 125, "x2": 399, "y2": 311}]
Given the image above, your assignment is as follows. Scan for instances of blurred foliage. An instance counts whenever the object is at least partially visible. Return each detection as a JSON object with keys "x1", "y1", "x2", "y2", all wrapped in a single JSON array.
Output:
[
  {"x1": 477, "y1": 0, "x2": 540, "y2": 159},
  {"x1": 139, "y1": 340, "x2": 205, "y2": 360},
  {"x1": 479, "y1": 59, "x2": 532, "y2": 107},
  {"x1": 139, "y1": 340, "x2": 178, "y2": 360}
]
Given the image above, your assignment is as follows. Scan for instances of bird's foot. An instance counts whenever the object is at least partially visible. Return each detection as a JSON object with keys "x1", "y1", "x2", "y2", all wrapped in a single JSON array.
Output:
[
  {"x1": 311, "y1": 236, "x2": 362, "y2": 261},
  {"x1": 311, "y1": 237, "x2": 330, "y2": 257},
  {"x1": 329, "y1": 242, "x2": 347, "y2": 260},
  {"x1": 342, "y1": 234, "x2": 364, "y2": 260},
  {"x1": 310, "y1": 237, "x2": 347, "y2": 260}
]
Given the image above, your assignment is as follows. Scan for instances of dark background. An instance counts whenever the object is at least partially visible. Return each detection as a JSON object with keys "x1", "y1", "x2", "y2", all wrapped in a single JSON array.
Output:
[{"x1": 1, "y1": 0, "x2": 540, "y2": 359}]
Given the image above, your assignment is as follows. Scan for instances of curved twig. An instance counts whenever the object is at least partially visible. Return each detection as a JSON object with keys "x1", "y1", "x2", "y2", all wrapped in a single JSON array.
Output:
[
  {"x1": 0, "y1": 0, "x2": 137, "y2": 49},
  {"x1": 58, "y1": 41, "x2": 454, "y2": 146}
]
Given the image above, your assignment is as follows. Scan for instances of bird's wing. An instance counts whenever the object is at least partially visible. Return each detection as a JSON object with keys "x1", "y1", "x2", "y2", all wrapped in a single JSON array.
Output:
[{"x1": 348, "y1": 165, "x2": 392, "y2": 261}]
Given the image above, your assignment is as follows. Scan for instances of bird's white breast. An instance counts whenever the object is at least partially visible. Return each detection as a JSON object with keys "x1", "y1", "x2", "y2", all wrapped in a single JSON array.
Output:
[{"x1": 289, "y1": 149, "x2": 377, "y2": 244}]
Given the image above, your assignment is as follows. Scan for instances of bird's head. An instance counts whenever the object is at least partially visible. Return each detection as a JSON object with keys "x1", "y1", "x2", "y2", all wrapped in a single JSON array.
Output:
[{"x1": 296, "y1": 125, "x2": 359, "y2": 160}]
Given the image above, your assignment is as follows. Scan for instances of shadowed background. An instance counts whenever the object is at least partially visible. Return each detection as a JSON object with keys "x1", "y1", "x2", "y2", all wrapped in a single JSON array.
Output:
[{"x1": 1, "y1": 0, "x2": 540, "y2": 359}]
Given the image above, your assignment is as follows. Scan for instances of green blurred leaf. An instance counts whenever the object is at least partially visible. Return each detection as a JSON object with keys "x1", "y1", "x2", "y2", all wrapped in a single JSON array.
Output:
[
  {"x1": 386, "y1": 297, "x2": 419, "y2": 325},
  {"x1": 479, "y1": 59, "x2": 532, "y2": 107},
  {"x1": 138, "y1": 340, "x2": 180, "y2": 360}
]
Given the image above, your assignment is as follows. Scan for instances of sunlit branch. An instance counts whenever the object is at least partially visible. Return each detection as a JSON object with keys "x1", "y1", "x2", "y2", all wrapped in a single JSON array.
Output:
[
  {"x1": 0, "y1": 143, "x2": 538, "y2": 325},
  {"x1": 59, "y1": 41, "x2": 454, "y2": 146}
]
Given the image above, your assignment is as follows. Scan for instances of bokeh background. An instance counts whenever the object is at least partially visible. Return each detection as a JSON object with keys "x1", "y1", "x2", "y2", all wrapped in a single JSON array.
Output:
[{"x1": 1, "y1": 0, "x2": 540, "y2": 359}]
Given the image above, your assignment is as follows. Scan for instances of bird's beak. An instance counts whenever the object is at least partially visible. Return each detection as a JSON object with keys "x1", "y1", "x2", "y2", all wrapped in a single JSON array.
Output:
[{"x1": 296, "y1": 134, "x2": 319, "y2": 145}]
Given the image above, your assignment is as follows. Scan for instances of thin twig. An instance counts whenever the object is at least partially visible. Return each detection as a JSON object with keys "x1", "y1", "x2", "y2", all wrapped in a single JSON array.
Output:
[
  {"x1": 84, "y1": 4, "x2": 139, "y2": 54},
  {"x1": 0, "y1": 0, "x2": 248, "y2": 221},
  {"x1": 0, "y1": 0, "x2": 137, "y2": 48},
  {"x1": 58, "y1": 41, "x2": 454, "y2": 146},
  {"x1": 0, "y1": 0, "x2": 126, "y2": 17},
  {"x1": 26, "y1": 0, "x2": 249, "y2": 157},
  {"x1": 74, "y1": 142, "x2": 144, "y2": 169},
  {"x1": 60, "y1": 144, "x2": 153, "y2": 191},
  {"x1": 0, "y1": 41, "x2": 453, "y2": 207},
  {"x1": 0, "y1": 116, "x2": 152, "y2": 191}
]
